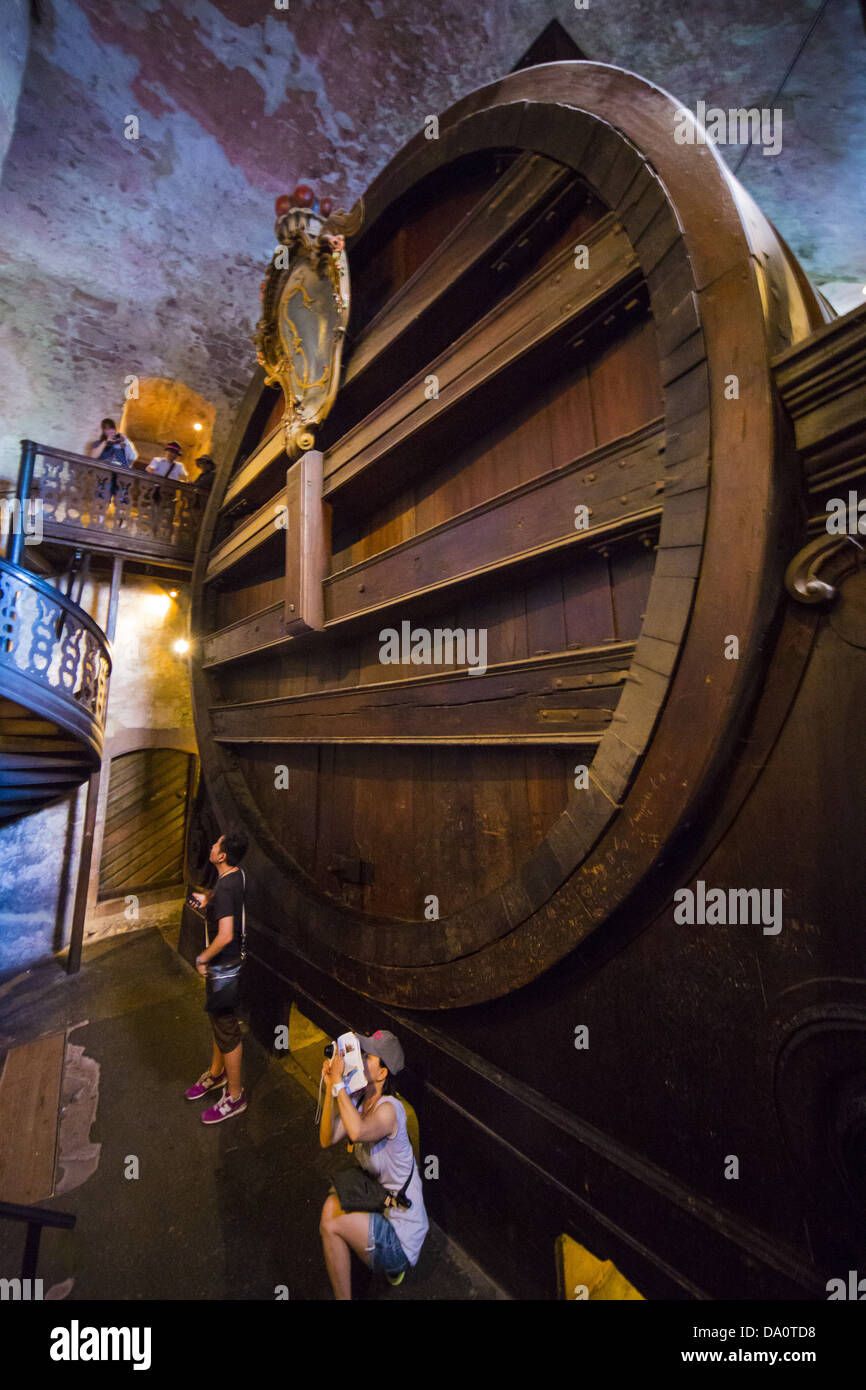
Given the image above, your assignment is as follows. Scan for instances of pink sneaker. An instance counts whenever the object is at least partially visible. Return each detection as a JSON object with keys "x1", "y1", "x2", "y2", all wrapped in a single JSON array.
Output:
[
  {"x1": 185, "y1": 1069, "x2": 226, "y2": 1100},
  {"x1": 201, "y1": 1088, "x2": 247, "y2": 1125}
]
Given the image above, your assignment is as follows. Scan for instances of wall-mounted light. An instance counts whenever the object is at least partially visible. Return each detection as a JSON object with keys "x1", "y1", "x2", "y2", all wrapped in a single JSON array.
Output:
[
  {"x1": 169, "y1": 589, "x2": 178, "y2": 598},
  {"x1": 173, "y1": 639, "x2": 190, "y2": 655},
  {"x1": 145, "y1": 593, "x2": 172, "y2": 619},
  {"x1": 194, "y1": 422, "x2": 202, "y2": 431}
]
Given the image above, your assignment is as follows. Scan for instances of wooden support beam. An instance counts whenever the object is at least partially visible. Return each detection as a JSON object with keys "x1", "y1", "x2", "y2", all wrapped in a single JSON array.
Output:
[
  {"x1": 284, "y1": 451, "x2": 331, "y2": 635},
  {"x1": 210, "y1": 643, "x2": 632, "y2": 744}
]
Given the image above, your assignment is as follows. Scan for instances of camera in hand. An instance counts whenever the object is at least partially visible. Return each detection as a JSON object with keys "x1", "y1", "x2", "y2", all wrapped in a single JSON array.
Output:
[{"x1": 323, "y1": 1031, "x2": 366, "y2": 1094}]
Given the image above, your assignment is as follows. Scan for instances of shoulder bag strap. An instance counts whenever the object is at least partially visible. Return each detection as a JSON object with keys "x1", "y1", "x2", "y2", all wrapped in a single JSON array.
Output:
[{"x1": 240, "y1": 868, "x2": 246, "y2": 959}]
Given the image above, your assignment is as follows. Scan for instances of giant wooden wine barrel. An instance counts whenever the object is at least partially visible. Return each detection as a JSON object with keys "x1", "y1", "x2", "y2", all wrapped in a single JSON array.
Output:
[
  {"x1": 190, "y1": 62, "x2": 826, "y2": 1008},
  {"x1": 187, "y1": 62, "x2": 866, "y2": 1300}
]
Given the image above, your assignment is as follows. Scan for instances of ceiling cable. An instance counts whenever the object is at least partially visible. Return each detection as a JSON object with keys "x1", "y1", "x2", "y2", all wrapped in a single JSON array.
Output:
[{"x1": 733, "y1": 0, "x2": 834, "y2": 175}]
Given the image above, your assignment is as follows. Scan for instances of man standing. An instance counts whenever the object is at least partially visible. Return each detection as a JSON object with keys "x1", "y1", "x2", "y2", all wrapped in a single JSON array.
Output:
[
  {"x1": 147, "y1": 441, "x2": 188, "y2": 481},
  {"x1": 186, "y1": 831, "x2": 249, "y2": 1124}
]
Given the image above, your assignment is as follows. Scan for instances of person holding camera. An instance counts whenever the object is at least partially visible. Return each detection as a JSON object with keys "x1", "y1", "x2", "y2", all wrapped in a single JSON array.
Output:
[
  {"x1": 85, "y1": 417, "x2": 138, "y2": 466},
  {"x1": 185, "y1": 831, "x2": 249, "y2": 1124},
  {"x1": 319, "y1": 1030, "x2": 428, "y2": 1298},
  {"x1": 85, "y1": 417, "x2": 138, "y2": 519}
]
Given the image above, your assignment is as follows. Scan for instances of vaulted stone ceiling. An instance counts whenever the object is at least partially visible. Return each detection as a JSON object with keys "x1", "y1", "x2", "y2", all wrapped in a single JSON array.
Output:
[{"x1": 0, "y1": 0, "x2": 863, "y2": 478}]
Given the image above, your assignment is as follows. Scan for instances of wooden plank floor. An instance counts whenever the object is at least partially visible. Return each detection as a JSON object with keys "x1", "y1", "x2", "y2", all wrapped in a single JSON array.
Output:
[{"x1": 0, "y1": 1032, "x2": 65, "y2": 1203}]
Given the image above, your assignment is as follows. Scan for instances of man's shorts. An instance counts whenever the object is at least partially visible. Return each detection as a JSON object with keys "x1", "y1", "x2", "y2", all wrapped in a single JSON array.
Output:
[
  {"x1": 210, "y1": 1008, "x2": 241, "y2": 1053},
  {"x1": 367, "y1": 1212, "x2": 410, "y2": 1276}
]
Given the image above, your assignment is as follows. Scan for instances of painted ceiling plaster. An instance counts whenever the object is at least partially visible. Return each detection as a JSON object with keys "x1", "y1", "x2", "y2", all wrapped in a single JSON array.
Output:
[{"x1": 0, "y1": 0, "x2": 863, "y2": 481}]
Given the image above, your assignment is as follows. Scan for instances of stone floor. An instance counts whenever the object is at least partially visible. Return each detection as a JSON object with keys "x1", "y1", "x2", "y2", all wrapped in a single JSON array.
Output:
[{"x1": 0, "y1": 926, "x2": 506, "y2": 1301}]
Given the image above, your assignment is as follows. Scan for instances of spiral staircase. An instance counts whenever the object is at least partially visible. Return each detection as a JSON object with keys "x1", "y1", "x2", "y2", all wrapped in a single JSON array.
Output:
[
  {"x1": 0, "y1": 439, "x2": 205, "y2": 826},
  {"x1": 0, "y1": 557, "x2": 110, "y2": 823}
]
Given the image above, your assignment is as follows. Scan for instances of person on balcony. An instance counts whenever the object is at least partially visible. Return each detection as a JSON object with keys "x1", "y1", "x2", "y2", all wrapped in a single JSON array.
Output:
[
  {"x1": 85, "y1": 417, "x2": 137, "y2": 520},
  {"x1": 85, "y1": 417, "x2": 138, "y2": 467},
  {"x1": 147, "y1": 441, "x2": 189, "y2": 482},
  {"x1": 193, "y1": 454, "x2": 216, "y2": 490}
]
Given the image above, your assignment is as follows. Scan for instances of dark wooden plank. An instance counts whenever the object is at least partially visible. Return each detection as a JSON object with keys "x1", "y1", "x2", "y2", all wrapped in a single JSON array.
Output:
[
  {"x1": 201, "y1": 603, "x2": 285, "y2": 668},
  {"x1": 618, "y1": 178, "x2": 667, "y2": 243},
  {"x1": 580, "y1": 124, "x2": 629, "y2": 197},
  {"x1": 221, "y1": 423, "x2": 287, "y2": 510},
  {"x1": 633, "y1": 205, "x2": 682, "y2": 276},
  {"x1": 588, "y1": 314, "x2": 663, "y2": 446},
  {"x1": 210, "y1": 645, "x2": 631, "y2": 744},
  {"x1": 205, "y1": 485, "x2": 286, "y2": 582},
  {"x1": 609, "y1": 538, "x2": 656, "y2": 639},
  {"x1": 323, "y1": 214, "x2": 638, "y2": 500},
  {"x1": 525, "y1": 571, "x2": 566, "y2": 656},
  {"x1": 470, "y1": 744, "x2": 517, "y2": 898},
  {"x1": 597, "y1": 142, "x2": 646, "y2": 208},
  {"x1": 216, "y1": 576, "x2": 284, "y2": 629},
  {"x1": 611, "y1": 659, "x2": 672, "y2": 756},
  {"x1": 547, "y1": 366, "x2": 596, "y2": 468},
  {"x1": 345, "y1": 153, "x2": 570, "y2": 387},
  {"x1": 659, "y1": 330, "x2": 706, "y2": 389},
  {"x1": 562, "y1": 551, "x2": 616, "y2": 648},
  {"x1": 324, "y1": 428, "x2": 665, "y2": 626}
]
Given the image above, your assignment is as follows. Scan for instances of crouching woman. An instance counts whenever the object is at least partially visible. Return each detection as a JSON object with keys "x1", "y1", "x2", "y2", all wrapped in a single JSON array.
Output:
[{"x1": 319, "y1": 1030, "x2": 428, "y2": 1299}]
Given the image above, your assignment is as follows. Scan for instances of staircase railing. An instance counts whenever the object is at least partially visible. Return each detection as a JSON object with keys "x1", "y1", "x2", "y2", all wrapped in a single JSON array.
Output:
[
  {"x1": 14, "y1": 439, "x2": 207, "y2": 567},
  {"x1": 0, "y1": 557, "x2": 111, "y2": 761}
]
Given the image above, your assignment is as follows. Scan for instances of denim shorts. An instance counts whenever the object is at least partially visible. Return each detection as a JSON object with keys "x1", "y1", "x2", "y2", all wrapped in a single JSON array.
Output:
[{"x1": 367, "y1": 1212, "x2": 409, "y2": 1275}]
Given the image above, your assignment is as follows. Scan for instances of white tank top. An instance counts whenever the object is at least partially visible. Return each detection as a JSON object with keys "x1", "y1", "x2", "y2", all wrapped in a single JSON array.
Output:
[{"x1": 353, "y1": 1095, "x2": 429, "y2": 1266}]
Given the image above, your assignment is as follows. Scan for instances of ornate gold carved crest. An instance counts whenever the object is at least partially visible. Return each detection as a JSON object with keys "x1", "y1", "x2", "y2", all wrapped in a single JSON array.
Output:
[{"x1": 253, "y1": 187, "x2": 363, "y2": 457}]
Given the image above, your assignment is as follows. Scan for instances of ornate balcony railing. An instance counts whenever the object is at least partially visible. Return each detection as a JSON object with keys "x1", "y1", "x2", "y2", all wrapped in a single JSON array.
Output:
[
  {"x1": 16, "y1": 441, "x2": 208, "y2": 566},
  {"x1": 0, "y1": 557, "x2": 111, "y2": 760}
]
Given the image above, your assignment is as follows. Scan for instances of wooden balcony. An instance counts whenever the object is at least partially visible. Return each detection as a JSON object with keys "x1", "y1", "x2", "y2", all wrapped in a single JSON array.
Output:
[{"x1": 16, "y1": 441, "x2": 208, "y2": 570}]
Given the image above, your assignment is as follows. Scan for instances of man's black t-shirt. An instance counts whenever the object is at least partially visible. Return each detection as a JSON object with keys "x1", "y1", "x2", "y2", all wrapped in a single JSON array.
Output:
[{"x1": 206, "y1": 870, "x2": 244, "y2": 964}]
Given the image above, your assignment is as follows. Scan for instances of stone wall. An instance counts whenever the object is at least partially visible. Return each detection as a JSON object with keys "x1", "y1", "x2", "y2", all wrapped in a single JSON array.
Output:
[{"x1": 0, "y1": 1, "x2": 863, "y2": 487}]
